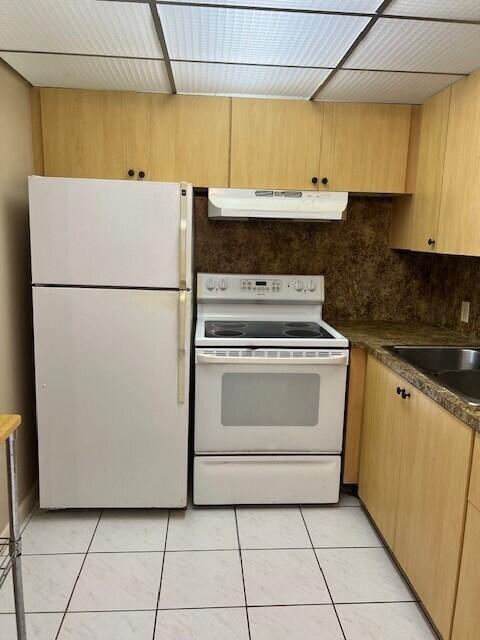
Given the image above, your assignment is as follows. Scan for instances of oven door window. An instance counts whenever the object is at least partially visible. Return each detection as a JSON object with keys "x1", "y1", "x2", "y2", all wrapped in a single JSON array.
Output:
[{"x1": 221, "y1": 372, "x2": 320, "y2": 427}]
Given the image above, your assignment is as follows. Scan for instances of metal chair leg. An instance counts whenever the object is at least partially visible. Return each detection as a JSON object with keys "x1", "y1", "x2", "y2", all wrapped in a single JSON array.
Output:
[{"x1": 6, "y1": 433, "x2": 27, "y2": 640}]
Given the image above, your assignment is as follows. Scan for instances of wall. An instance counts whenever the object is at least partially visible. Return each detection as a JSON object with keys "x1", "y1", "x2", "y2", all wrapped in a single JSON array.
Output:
[
  {"x1": 0, "y1": 62, "x2": 37, "y2": 531},
  {"x1": 194, "y1": 195, "x2": 435, "y2": 324},
  {"x1": 429, "y1": 255, "x2": 480, "y2": 338}
]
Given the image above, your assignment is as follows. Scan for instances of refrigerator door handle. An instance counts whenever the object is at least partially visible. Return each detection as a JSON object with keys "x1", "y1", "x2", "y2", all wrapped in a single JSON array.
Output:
[
  {"x1": 177, "y1": 290, "x2": 187, "y2": 404},
  {"x1": 179, "y1": 183, "x2": 188, "y2": 290}
]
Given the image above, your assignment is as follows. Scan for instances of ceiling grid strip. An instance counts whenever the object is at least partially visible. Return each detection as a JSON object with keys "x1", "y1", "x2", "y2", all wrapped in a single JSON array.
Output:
[
  {"x1": 0, "y1": 49, "x2": 468, "y2": 78},
  {"x1": 309, "y1": 0, "x2": 395, "y2": 100},
  {"x1": 148, "y1": 0, "x2": 177, "y2": 92},
  {"x1": 100, "y1": 0, "x2": 480, "y2": 25}
]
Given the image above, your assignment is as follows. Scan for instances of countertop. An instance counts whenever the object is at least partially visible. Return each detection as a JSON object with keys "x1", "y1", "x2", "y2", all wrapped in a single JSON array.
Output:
[
  {"x1": 335, "y1": 321, "x2": 480, "y2": 432},
  {"x1": 0, "y1": 414, "x2": 21, "y2": 444}
]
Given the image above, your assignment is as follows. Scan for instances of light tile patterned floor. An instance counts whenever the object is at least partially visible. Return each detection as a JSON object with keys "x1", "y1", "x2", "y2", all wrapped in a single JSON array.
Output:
[{"x1": 0, "y1": 495, "x2": 439, "y2": 639}]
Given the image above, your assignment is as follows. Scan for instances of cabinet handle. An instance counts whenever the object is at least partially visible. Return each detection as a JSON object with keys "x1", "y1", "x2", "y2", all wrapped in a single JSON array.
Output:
[
  {"x1": 427, "y1": 238, "x2": 435, "y2": 246},
  {"x1": 128, "y1": 169, "x2": 135, "y2": 177},
  {"x1": 311, "y1": 176, "x2": 318, "y2": 184},
  {"x1": 138, "y1": 170, "x2": 145, "y2": 179},
  {"x1": 321, "y1": 177, "x2": 328, "y2": 185},
  {"x1": 401, "y1": 390, "x2": 411, "y2": 400},
  {"x1": 396, "y1": 386, "x2": 405, "y2": 395}
]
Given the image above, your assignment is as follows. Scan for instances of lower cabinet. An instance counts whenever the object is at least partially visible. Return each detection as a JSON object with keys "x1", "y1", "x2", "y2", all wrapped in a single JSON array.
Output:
[
  {"x1": 393, "y1": 388, "x2": 472, "y2": 639},
  {"x1": 451, "y1": 434, "x2": 480, "y2": 640},
  {"x1": 452, "y1": 503, "x2": 480, "y2": 640},
  {"x1": 342, "y1": 347, "x2": 367, "y2": 485},
  {"x1": 358, "y1": 357, "x2": 413, "y2": 547},
  {"x1": 359, "y1": 356, "x2": 473, "y2": 638}
]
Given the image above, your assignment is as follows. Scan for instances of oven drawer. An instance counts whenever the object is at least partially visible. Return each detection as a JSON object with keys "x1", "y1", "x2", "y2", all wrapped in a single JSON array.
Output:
[
  {"x1": 194, "y1": 455, "x2": 341, "y2": 505},
  {"x1": 195, "y1": 348, "x2": 348, "y2": 454}
]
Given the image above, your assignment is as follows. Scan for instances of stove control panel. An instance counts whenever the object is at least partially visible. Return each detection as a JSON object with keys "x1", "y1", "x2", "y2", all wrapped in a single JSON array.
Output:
[
  {"x1": 198, "y1": 273, "x2": 324, "y2": 303},
  {"x1": 241, "y1": 278, "x2": 282, "y2": 293}
]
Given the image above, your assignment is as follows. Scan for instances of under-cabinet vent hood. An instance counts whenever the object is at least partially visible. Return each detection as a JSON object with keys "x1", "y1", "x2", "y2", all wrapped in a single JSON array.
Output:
[{"x1": 208, "y1": 188, "x2": 348, "y2": 221}]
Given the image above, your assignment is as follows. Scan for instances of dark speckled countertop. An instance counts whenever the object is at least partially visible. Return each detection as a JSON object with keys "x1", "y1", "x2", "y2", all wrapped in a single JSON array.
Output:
[{"x1": 334, "y1": 321, "x2": 480, "y2": 432}]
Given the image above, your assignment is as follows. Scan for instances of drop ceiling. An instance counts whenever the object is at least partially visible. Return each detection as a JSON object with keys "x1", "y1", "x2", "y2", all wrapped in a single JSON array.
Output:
[{"x1": 0, "y1": 0, "x2": 479, "y2": 103}]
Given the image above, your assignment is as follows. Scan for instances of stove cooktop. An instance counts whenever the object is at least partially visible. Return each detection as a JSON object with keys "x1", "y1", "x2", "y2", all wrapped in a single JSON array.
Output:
[{"x1": 204, "y1": 321, "x2": 335, "y2": 340}]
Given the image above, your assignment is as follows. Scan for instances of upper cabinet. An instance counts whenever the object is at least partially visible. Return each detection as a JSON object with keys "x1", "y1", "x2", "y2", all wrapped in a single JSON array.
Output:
[
  {"x1": 122, "y1": 92, "x2": 151, "y2": 181},
  {"x1": 149, "y1": 95, "x2": 231, "y2": 188},
  {"x1": 437, "y1": 71, "x2": 480, "y2": 256},
  {"x1": 230, "y1": 99, "x2": 412, "y2": 193},
  {"x1": 41, "y1": 89, "x2": 126, "y2": 180},
  {"x1": 230, "y1": 98, "x2": 324, "y2": 191},
  {"x1": 37, "y1": 89, "x2": 413, "y2": 193},
  {"x1": 39, "y1": 89, "x2": 231, "y2": 187},
  {"x1": 320, "y1": 102, "x2": 412, "y2": 193},
  {"x1": 391, "y1": 69, "x2": 480, "y2": 257},
  {"x1": 413, "y1": 87, "x2": 452, "y2": 252},
  {"x1": 391, "y1": 87, "x2": 451, "y2": 252}
]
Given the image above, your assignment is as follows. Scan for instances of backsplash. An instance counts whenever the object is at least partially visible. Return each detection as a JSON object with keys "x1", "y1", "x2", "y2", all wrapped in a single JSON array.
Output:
[
  {"x1": 429, "y1": 255, "x2": 480, "y2": 339},
  {"x1": 194, "y1": 195, "x2": 433, "y2": 324},
  {"x1": 194, "y1": 195, "x2": 480, "y2": 339}
]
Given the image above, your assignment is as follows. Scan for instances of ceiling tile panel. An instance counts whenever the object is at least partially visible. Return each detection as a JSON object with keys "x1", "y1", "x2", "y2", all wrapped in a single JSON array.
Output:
[
  {"x1": 346, "y1": 18, "x2": 480, "y2": 74},
  {"x1": 172, "y1": 61, "x2": 332, "y2": 98},
  {"x1": 159, "y1": 5, "x2": 369, "y2": 66},
  {"x1": 159, "y1": 0, "x2": 382, "y2": 11},
  {"x1": 1, "y1": 53, "x2": 171, "y2": 92},
  {"x1": 0, "y1": 0, "x2": 161, "y2": 57},
  {"x1": 314, "y1": 69, "x2": 464, "y2": 103},
  {"x1": 385, "y1": 0, "x2": 480, "y2": 21}
]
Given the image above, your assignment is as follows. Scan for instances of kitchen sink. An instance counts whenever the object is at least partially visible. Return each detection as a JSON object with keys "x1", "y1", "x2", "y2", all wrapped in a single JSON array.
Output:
[{"x1": 385, "y1": 346, "x2": 480, "y2": 406}]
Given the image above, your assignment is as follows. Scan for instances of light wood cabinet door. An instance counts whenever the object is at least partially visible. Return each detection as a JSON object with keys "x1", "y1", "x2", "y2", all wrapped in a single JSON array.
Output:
[
  {"x1": 451, "y1": 503, "x2": 480, "y2": 640},
  {"x1": 230, "y1": 98, "x2": 324, "y2": 190},
  {"x1": 41, "y1": 89, "x2": 126, "y2": 180},
  {"x1": 343, "y1": 347, "x2": 367, "y2": 485},
  {"x1": 437, "y1": 70, "x2": 480, "y2": 256},
  {"x1": 409, "y1": 87, "x2": 451, "y2": 252},
  {"x1": 123, "y1": 91, "x2": 150, "y2": 181},
  {"x1": 321, "y1": 102, "x2": 412, "y2": 193},
  {"x1": 358, "y1": 357, "x2": 413, "y2": 547},
  {"x1": 149, "y1": 95, "x2": 230, "y2": 187},
  {"x1": 394, "y1": 394, "x2": 472, "y2": 639},
  {"x1": 468, "y1": 433, "x2": 480, "y2": 509}
]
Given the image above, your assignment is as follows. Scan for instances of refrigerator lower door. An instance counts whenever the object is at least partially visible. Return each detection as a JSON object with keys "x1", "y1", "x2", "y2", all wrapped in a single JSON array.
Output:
[{"x1": 33, "y1": 286, "x2": 191, "y2": 508}]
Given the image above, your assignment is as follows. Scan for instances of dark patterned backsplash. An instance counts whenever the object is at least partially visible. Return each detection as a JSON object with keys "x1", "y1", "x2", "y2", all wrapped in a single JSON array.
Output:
[
  {"x1": 428, "y1": 255, "x2": 480, "y2": 338},
  {"x1": 193, "y1": 195, "x2": 480, "y2": 337}
]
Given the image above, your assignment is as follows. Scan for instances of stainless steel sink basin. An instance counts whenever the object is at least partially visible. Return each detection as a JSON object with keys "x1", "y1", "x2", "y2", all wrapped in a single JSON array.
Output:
[
  {"x1": 436, "y1": 370, "x2": 480, "y2": 406},
  {"x1": 385, "y1": 346, "x2": 480, "y2": 406}
]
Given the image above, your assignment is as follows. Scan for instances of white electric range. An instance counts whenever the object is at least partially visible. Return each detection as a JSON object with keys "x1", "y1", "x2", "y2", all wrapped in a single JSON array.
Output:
[{"x1": 193, "y1": 273, "x2": 349, "y2": 505}]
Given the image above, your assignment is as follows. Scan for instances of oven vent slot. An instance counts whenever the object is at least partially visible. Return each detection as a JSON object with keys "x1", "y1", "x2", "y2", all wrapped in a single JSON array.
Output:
[{"x1": 200, "y1": 349, "x2": 345, "y2": 359}]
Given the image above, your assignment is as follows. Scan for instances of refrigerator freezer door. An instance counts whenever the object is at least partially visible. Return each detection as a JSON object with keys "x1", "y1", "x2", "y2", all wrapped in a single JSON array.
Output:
[
  {"x1": 33, "y1": 286, "x2": 191, "y2": 508},
  {"x1": 29, "y1": 177, "x2": 192, "y2": 289}
]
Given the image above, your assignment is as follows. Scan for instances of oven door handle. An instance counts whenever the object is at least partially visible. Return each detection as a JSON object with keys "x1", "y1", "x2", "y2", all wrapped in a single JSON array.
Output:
[{"x1": 197, "y1": 353, "x2": 348, "y2": 365}]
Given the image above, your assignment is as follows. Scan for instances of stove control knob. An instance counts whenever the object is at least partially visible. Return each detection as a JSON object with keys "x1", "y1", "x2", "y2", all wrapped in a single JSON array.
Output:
[
  {"x1": 307, "y1": 280, "x2": 316, "y2": 292},
  {"x1": 294, "y1": 280, "x2": 304, "y2": 292},
  {"x1": 206, "y1": 278, "x2": 215, "y2": 291},
  {"x1": 219, "y1": 279, "x2": 227, "y2": 290}
]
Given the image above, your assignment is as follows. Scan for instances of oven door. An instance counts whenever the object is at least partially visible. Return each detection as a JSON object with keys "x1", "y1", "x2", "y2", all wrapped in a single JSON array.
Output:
[{"x1": 194, "y1": 348, "x2": 348, "y2": 454}]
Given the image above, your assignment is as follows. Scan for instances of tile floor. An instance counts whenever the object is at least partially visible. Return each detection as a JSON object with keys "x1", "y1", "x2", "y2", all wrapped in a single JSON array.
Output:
[{"x1": 0, "y1": 494, "x2": 439, "y2": 639}]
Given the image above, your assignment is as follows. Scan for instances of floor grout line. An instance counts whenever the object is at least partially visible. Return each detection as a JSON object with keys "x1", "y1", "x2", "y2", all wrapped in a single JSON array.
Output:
[
  {"x1": 151, "y1": 509, "x2": 170, "y2": 640},
  {"x1": 234, "y1": 506, "x2": 252, "y2": 640},
  {"x1": 54, "y1": 509, "x2": 103, "y2": 640},
  {"x1": 20, "y1": 544, "x2": 386, "y2": 557},
  {"x1": 0, "y1": 599, "x2": 425, "y2": 617},
  {"x1": 299, "y1": 506, "x2": 348, "y2": 640}
]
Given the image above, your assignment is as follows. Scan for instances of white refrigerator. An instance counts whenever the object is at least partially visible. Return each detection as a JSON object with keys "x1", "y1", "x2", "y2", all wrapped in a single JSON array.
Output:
[{"x1": 29, "y1": 176, "x2": 192, "y2": 508}]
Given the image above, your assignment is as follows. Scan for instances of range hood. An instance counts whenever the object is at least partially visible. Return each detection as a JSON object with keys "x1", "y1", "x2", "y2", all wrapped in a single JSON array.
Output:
[{"x1": 208, "y1": 188, "x2": 348, "y2": 222}]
